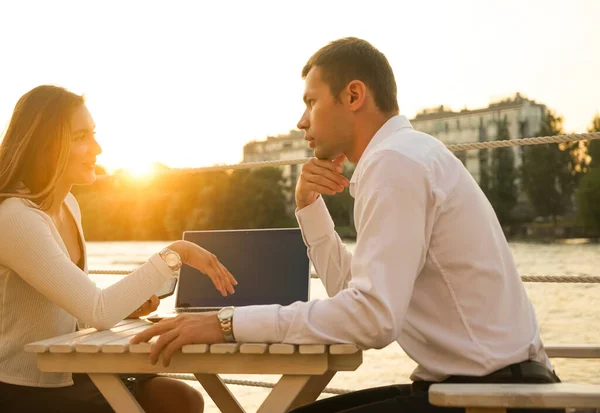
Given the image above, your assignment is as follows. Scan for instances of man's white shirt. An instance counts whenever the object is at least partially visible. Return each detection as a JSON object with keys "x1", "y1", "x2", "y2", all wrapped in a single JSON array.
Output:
[{"x1": 234, "y1": 115, "x2": 549, "y2": 381}]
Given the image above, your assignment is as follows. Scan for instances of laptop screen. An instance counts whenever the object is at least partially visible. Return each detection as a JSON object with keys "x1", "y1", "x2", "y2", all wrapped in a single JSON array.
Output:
[{"x1": 176, "y1": 228, "x2": 310, "y2": 308}]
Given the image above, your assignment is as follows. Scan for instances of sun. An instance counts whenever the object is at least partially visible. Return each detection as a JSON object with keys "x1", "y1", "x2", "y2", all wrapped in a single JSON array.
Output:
[{"x1": 123, "y1": 161, "x2": 156, "y2": 178}]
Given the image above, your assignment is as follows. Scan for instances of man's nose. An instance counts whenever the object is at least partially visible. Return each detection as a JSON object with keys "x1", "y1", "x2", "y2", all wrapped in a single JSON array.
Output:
[{"x1": 297, "y1": 110, "x2": 309, "y2": 130}]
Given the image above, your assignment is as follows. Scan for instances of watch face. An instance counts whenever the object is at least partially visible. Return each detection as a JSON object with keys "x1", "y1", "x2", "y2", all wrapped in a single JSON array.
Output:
[
  {"x1": 219, "y1": 307, "x2": 234, "y2": 320},
  {"x1": 165, "y1": 253, "x2": 179, "y2": 267}
]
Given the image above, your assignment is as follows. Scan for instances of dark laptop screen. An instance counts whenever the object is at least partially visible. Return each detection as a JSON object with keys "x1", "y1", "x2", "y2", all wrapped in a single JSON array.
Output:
[{"x1": 176, "y1": 228, "x2": 310, "y2": 308}]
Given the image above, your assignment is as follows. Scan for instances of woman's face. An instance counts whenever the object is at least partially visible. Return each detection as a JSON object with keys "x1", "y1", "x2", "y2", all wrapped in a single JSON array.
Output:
[{"x1": 63, "y1": 104, "x2": 102, "y2": 185}]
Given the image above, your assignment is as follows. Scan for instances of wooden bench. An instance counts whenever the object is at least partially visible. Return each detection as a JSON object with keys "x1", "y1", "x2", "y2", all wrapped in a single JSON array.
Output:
[
  {"x1": 545, "y1": 344, "x2": 600, "y2": 359},
  {"x1": 429, "y1": 383, "x2": 600, "y2": 412},
  {"x1": 429, "y1": 344, "x2": 600, "y2": 412}
]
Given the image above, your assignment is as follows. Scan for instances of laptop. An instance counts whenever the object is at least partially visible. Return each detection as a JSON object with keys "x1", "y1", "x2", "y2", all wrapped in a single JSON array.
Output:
[{"x1": 170, "y1": 228, "x2": 310, "y2": 313}]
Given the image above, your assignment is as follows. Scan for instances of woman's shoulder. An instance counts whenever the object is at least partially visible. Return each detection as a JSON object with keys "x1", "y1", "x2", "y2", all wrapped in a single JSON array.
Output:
[
  {"x1": 0, "y1": 197, "x2": 39, "y2": 217},
  {"x1": 0, "y1": 197, "x2": 47, "y2": 230}
]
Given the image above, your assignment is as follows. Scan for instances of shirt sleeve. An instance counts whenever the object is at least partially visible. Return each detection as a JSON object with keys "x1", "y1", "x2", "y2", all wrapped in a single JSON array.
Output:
[
  {"x1": 234, "y1": 150, "x2": 435, "y2": 348},
  {"x1": 295, "y1": 196, "x2": 353, "y2": 296},
  {"x1": 0, "y1": 206, "x2": 175, "y2": 331}
]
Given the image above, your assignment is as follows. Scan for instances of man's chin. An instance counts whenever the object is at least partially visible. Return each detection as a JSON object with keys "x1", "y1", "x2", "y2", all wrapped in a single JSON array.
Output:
[
  {"x1": 314, "y1": 149, "x2": 343, "y2": 162},
  {"x1": 313, "y1": 148, "x2": 331, "y2": 161}
]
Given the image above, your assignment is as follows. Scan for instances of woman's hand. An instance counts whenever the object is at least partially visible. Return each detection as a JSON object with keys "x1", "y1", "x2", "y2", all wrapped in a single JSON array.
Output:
[
  {"x1": 169, "y1": 240, "x2": 238, "y2": 296},
  {"x1": 127, "y1": 295, "x2": 160, "y2": 319}
]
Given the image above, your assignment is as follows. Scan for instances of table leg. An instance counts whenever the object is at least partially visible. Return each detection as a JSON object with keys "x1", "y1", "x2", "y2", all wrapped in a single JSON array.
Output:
[
  {"x1": 194, "y1": 373, "x2": 246, "y2": 413},
  {"x1": 88, "y1": 373, "x2": 145, "y2": 413},
  {"x1": 257, "y1": 371, "x2": 336, "y2": 413}
]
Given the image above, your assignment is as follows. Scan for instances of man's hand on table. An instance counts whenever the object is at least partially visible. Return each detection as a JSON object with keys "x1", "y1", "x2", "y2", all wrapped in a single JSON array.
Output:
[{"x1": 130, "y1": 312, "x2": 224, "y2": 366}]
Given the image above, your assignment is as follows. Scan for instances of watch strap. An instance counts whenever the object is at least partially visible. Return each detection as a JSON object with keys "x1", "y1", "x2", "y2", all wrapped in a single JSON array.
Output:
[{"x1": 218, "y1": 307, "x2": 235, "y2": 343}]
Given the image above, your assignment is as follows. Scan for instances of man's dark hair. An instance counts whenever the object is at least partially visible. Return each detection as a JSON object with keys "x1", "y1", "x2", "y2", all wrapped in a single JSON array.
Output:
[{"x1": 302, "y1": 37, "x2": 399, "y2": 113}]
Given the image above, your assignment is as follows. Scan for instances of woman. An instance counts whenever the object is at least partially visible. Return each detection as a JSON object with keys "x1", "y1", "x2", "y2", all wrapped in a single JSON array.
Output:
[{"x1": 0, "y1": 85, "x2": 237, "y2": 413}]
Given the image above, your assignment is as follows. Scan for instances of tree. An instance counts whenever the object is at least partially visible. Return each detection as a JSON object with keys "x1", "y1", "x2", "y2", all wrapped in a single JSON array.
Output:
[
  {"x1": 587, "y1": 115, "x2": 600, "y2": 167},
  {"x1": 322, "y1": 164, "x2": 355, "y2": 237},
  {"x1": 73, "y1": 166, "x2": 296, "y2": 241},
  {"x1": 478, "y1": 124, "x2": 490, "y2": 197},
  {"x1": 520, "y1": 110, "x2": 577, "y2": 224},
  {"x1": 487, "y1": 117, "x2": 517, "y2": 226},
  {"x1": 576, "y1": 114, "x2": 600, "y2": 233},
  {"x1": 215, "y1": 167, "x2": 295, "y2": 229},
  {"x1": 478, "y1": 150, "x2": 490, "y2": 197}
]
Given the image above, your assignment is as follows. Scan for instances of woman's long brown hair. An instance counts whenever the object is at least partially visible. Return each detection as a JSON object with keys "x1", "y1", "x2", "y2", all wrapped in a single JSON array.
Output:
[{"x1": 0, "y1": 85, "x2": 84, "y2": 210}]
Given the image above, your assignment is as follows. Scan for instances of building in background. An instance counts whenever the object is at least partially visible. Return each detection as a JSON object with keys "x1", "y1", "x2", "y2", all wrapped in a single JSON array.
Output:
[
  {"x1": 243, "y1": 93, "x2": 547, "y2": 207},
  {"x1": 243, "y1": 129, "x2": 309, "y2": 194},
  {"x1": 411, "y1": 93, "x2": 546, "y2": 182}
]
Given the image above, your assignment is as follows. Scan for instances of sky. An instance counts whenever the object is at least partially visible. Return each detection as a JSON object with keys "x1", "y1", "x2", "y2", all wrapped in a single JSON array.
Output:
[{"x1": 0, "y1": 0, "x2": 598, "y2": 173}]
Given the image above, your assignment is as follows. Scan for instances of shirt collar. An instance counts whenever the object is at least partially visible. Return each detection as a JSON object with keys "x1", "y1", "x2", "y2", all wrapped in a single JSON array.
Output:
[{"x1": 349, "y1": 115, "x2": 413, "y2": 185}]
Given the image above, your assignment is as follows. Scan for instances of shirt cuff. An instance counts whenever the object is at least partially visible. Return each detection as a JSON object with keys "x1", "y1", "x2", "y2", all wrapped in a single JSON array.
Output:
[
  {"x1": 233, "y1": 305, "x2": 280, "y2": 343},
  {"x1": 295, "y1": 196, "x2": 335, "y2": 245},
  {"x1": 148, "y1": 253, "x2": 179, "y2": 281}
]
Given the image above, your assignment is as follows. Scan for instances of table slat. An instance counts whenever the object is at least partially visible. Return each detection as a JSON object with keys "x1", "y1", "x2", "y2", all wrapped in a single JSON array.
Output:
[
  {"x1": 25, "y1": 319, "x2": 138, "y2": 353},
  {"x1": 330, "y1": 344, "x2": 360, "y2": 355},
  {"x1": 210, "y1": 343, "x2": 241, "y2": 354},
  {"x1": 129, "y1": 336, "x2": 159, "y2": 353},
  {"x1": 269, "y1": 344, "x2": 296, "y2": 354},
  {"x1": 51, "y1": 320, "x2": 149, "y2": 353},
  {"x1": 101, "y1": 325, "x2": 157, "y2": 353},
  {"x1": 182, "y1": 344, "x2": 210, "y2": 354},
  {"x1": 299, "y1": 345, "x2": 326, "y2": 354},
  {"x1": 240, "y1": 343, "x2": 268, "y2": 354}
]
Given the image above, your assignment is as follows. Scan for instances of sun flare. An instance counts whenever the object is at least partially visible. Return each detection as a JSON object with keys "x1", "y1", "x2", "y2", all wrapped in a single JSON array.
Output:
[{"x1": 122, "y1": 161, "x2": 156, "y2": 178}]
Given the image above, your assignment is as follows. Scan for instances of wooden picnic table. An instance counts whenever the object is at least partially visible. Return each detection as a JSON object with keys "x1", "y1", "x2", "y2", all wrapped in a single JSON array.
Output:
[{"x1": 25, "y1": 319, "x2": 363, "y2": 413}]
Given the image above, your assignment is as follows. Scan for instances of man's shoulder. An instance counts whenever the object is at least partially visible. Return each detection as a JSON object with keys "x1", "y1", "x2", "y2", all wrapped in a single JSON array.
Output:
[
  {"x1": 369, "y1": 129, "x2": 448, "y2": 171},
  {"x1": 356, "y1": 129, "x2": 465, "y2": 198}
]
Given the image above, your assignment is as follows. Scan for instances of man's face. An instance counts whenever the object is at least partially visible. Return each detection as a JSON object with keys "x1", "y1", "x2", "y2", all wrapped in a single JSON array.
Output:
[{"x1": 297, "y1": 67, "x2": 353, "y2": 160}]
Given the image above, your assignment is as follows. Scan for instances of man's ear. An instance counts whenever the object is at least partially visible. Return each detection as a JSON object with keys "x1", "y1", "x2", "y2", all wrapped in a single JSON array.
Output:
[{"x1": 346, "y1": 80, "x2": 367, "y2": 111}]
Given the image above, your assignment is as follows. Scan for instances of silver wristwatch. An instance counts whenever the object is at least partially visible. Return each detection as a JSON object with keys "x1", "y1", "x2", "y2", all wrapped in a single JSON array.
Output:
[
  {"x1": 217, "y1": 306, "x2": 235, "y2": 342},
  {"x1": 159, "y1": 247, "x2": 182, "y2": 272}
]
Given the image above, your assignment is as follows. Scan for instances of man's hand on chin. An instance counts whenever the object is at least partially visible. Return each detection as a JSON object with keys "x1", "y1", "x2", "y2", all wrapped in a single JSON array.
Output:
[{"x1": 130, "y1": 312, "x2": 224, "y2": 366}]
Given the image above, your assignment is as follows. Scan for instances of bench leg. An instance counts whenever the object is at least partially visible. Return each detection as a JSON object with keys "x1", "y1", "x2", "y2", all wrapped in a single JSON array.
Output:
[
  {"x1": 88, "y1": 373, "x2": 145, "y2": 413},
  {"x1": 194, "y1": 373, "x2": 246, "y2": 413}
]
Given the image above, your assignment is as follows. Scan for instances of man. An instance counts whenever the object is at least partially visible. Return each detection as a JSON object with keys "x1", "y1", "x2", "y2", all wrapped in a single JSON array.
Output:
[{"x1": 132, "y1": 37, "x2": 562, "y2": 412}]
